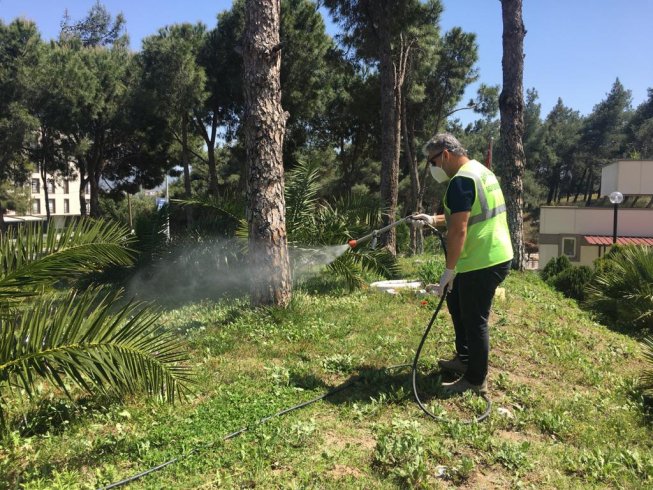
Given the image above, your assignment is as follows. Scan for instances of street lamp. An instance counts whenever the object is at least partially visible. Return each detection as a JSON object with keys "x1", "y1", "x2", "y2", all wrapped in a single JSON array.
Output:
[{"x1": 609, "y1": 191, "x2": 624, "y2": 244}]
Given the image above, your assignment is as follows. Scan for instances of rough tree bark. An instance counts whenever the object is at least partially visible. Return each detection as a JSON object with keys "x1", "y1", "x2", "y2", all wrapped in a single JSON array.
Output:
[
  {"x1": 402, "y1": 96, "x2": 423, "y2": 255},
  {"x1": 181, "y1": 113, "x2": 193, "y2": 227},
  {"x1": 193, "y1": 111, "x2": 220, "y2": 195},
  {"x1": 243, "y1": 0, "x2": 291, "y2": 307},
  {"x1": 499, "y1": 0, "x2": 526, "y2": 270},
  {"x1": 378, "y1": 35, "x2": 400, "y2": 253}
]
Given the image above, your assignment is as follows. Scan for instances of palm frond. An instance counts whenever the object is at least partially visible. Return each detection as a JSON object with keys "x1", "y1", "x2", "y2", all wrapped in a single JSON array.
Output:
[
  {"x1": 172, "y1": 195, "x2": 243, "y2": 223},
  {"x1": 0, "y1": 288, "x2": 194, "y2": 409},
  {"x1": 585, "y1": 245, "x2": 653, "y2": 330},
  {"x1": 285, "y1": 159, "x2": 322, "y2": 237},
  {"x1": 326, "y1": 252, "x2": 365, "y2": 291},
  {"x1": 0, "y1": 219, "x2": 134, "y2": 303}
]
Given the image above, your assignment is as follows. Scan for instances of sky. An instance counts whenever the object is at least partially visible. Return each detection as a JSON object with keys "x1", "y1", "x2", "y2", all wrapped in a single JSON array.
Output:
[{"x1": 2, "y1": 0, "x2": 652, "y2": 126}]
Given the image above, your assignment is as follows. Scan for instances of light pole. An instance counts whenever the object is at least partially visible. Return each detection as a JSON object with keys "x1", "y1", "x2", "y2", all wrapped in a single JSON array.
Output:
[{"x1": 609, "y1": 191, "x2": 624, "y2": 244}]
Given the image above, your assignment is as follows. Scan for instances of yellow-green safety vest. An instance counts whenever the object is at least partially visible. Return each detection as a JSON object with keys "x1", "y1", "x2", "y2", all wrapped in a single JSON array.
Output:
[{"x1": 443, "y1": 159, "x2": 514, "y2": 273}]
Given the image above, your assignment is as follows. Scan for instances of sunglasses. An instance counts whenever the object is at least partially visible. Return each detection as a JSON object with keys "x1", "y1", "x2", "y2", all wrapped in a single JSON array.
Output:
[{"x1": 428, "y1": 150, "x2": 445, "y2": 165}]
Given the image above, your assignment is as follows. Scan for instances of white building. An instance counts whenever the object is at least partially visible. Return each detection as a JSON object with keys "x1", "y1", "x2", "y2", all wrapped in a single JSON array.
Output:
[
  {"x1": 538, "y1": 160, "x2": 653, "y2": 269},
  {"x1": 6, "y1": 168, "x2": 90, "y2": 228}
]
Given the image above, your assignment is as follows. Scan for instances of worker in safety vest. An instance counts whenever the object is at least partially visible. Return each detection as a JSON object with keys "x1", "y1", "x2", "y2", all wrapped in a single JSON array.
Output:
[{"x1": 412, "y1": 133, "x2": 513, "y2": 395}]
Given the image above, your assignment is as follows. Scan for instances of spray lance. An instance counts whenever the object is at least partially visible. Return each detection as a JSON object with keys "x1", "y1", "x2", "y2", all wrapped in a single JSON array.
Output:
[{"x1": 347, "y1": 215, "x2": 423, "y2": 250}]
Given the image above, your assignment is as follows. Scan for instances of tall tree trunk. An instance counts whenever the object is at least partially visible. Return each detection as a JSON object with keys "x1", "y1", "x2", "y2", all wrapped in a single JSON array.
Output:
[
  {"x1": 79, "y1": 168, "x2": 87, "y2": 216},
  {"x1": 88, "y1": 128, "x2": 104, "y2": 218},
  {"x1": 573, "y1": 166, "x2": 588, "y2": 202},
  {"x1": 40, "y1": 165, "x2": 51, "y2": 222},
  {"x1": 181, "y1": 113, "x2": 193, "y2": 228},
  {"x1": 546, "y1": 163, "x2": 561, "y2": 205},
  {"x1": 499, "y1": 0, "x2": 526, "y2": 271},
  {"x1": 402, "y1": 97, "x2": 422, "y2": 255},
  {"x1": 378, "y1": 31, "x2": 412, "y2": 254},
  {"x1": 192, "y1": 113, "x2": 219, "y2": 196},
  {"x1": 0, "y1": 201, "x2": 6, "y2": 236},
  {"x1": 243, "y1": 0, "x2": 291, "y2": 307},
  {"x1": 89, "y1": 159, "x2": 101, "y2": 218},
  {"x1": 39, "y1": 128, "x2": 51, "y2": 222},
  {"x1": 378, "y1": 39, "x2": 400, "y2": 253},
  {"x1": 584, "y1": 168, "x2": 594, "y2": 206}
]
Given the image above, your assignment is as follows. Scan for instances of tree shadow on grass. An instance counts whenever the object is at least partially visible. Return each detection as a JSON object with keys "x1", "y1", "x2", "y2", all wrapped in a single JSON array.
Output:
[
  {"x1": 320, "y1": 364, "x2": 459, "y2": 406},
  {"x1": 9, "y1": 394, "x2": 116, "y2": 437}
]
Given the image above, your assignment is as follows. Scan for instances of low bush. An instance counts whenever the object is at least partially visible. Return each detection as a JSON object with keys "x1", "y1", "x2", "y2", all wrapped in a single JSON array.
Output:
[
  {"x1": 416, "y1": 256, "x2": 445, "y2": 285},
  {"x1": 540, "y1": 254, "x2": 571, "y2": 282},
  {"x1": 548, "y1": 265, "x2": 593, "y2": 301}
]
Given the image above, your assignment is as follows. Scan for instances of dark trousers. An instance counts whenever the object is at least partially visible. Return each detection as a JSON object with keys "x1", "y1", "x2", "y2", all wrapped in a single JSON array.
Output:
[{"x1": 446, "y1": 260, "x2": 511, "y2": 385}]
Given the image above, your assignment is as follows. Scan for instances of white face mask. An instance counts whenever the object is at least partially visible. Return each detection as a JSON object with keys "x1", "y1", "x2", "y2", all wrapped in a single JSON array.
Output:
[{"x1": 430, "y1": 164, "x2": 450, "y2": 183}]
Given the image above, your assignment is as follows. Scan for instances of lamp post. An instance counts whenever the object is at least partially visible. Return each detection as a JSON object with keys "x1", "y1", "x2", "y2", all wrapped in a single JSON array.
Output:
[{"x1": 609, "y1": 191, "x2": 624, "y2": 244}]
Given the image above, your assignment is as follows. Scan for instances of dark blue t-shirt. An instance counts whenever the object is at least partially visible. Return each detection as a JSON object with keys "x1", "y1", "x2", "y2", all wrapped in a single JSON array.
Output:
[{"x1": 446, "y1": 176, "x2": 475, "y2": 213}]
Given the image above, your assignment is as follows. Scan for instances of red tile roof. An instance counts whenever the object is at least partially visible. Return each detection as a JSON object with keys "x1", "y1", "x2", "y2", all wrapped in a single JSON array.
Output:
[{"x1": 583, "y1": 235, "x2": 653, "y2": 246}]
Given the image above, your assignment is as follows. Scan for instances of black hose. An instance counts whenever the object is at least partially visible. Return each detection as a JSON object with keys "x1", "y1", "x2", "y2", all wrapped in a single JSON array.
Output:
[
  {"x1": 410, "y1": 291, "x2": 492, "y2": 423},
  {"x1": 409, "y1": 222, "x2": 492, "y2": 424},
  {"x1": 98, "y1": 378, "x2": 358, "y2": 489},
  {"x1": 98, "y1": 219, "x2": 490, "y2": 488}
]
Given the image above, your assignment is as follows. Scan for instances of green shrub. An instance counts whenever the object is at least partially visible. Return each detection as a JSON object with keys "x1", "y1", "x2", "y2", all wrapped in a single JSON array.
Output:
[
  {"x1": 548, "y1": 265, "x2": 593, "y2": 301},
  {"x1": 540, "y1": 254, "x2": 571, "y2": 282},
  {"x1": 374, "y1": 419, "x2": 429, "y2": 488},
  {"x1": 416, "y1": 256, "x2": 445, "y2": 285},
  {"x1": 585, "y1": 245, "x2": 653, "y2": 330}
]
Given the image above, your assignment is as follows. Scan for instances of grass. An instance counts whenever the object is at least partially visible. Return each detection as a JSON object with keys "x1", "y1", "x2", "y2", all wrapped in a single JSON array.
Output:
[{"x1": 1, "y1": 256, "x2": 652, "y2": 489}]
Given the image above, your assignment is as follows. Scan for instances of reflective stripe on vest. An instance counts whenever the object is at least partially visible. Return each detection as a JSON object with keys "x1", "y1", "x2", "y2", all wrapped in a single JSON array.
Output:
[
  {"x1": 443, "y1": 160, "x2": 514, "y2": 273},
  {"x1": 454, "y1": 170, "x2": 507, "y2": 227}
]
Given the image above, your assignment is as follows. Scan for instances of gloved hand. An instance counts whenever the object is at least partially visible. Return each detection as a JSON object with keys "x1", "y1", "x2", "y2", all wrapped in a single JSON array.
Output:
[
  {"x1": 410, "y1": 213, "x2": 435, "y2": 227},
  {"x1": 437, "y1": 268, "x2": 456, "y2": 296}
]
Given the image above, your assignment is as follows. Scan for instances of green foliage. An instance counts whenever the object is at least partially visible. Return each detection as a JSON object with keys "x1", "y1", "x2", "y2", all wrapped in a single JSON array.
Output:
[
  {"x1": 642, "y1": 336, "x2": 653, "y2": 395},
  {"x1": 100, "y1": 192, "x2": 157, "y2": 230},
  {"x1": 262, "y1": 159, "x2": 399, "y2": 290},
  {"x1": 540, "y1": 254, "x2": 571, "y2": 282},
  {"x1": 416, "y1": 256, "x2": 445, "y2": 285},
  {"x1": 493, "y1": 441, "x2": 532, "y2": 473},
  {"x1": 585, "y1": 246, "x2": 653, "y2": 330},
  {"x1": 0, "y1": 219, "x2": 193, "y2": 433},
  {"x1": 2, "y1": 269, "x2": 652, "y2": 487},
  {"x1": 0, "y1": 220, "x2": 134, "y2": 305},
  {"x1": 564, "y1": 447, "x2": 653, "y2": 484},
  {"x1": 548, "y1": 265, "x2": 593, "y2": 301},
  {"x1": 1, "y1": 287, "x2": 193, "y2": 401},
  {"x1": 374, "y1": 419, "x2": 429, "y2": 488}
]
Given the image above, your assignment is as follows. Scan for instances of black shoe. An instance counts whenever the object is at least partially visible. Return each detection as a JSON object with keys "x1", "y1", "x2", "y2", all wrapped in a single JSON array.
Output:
[
  {"x1": 441, "y1": 377, "x2": 488, "y2": 395},
  {"x1": 437, "y1": 355, "x2": 467, "y2": 375}
]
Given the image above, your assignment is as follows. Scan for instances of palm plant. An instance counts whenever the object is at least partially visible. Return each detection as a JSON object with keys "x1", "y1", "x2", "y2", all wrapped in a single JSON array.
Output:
[
  {"x1": 283, "y1": 160, "x2": 399, "y2": 289},
  {"x1": 584, "y1": 245, "x2": 653, "y2": 330},
  {"x1": 0, "y1": 220, "x2": 194, "y2": 433},
  {"x1": 177, "y1": 159, "x2": 399, "y2": 290}
]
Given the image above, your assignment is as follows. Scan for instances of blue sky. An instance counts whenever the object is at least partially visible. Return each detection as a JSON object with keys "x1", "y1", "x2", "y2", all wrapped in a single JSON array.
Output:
[{"x1": 2, "y1": 0, "x2": 652, "y2": 126}]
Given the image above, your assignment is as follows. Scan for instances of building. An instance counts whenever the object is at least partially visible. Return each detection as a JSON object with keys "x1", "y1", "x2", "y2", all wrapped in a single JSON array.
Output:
[
  {"x1": 6, "y1": 168, "x2": 90, "y2": 229},
  {"x1": 538, "y1": 160, "x2": 653, "y2": 269}
]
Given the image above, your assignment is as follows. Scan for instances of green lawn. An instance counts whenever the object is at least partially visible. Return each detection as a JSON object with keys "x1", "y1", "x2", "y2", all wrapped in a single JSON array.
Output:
[{"x1": 2, "y1": 259, "x2": 652, "y2": 489}]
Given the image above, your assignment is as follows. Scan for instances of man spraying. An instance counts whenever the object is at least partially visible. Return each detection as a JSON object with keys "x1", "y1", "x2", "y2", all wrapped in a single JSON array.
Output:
[{"x1": 412, "y1": 133, "x2": 513, "y2": 395}]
